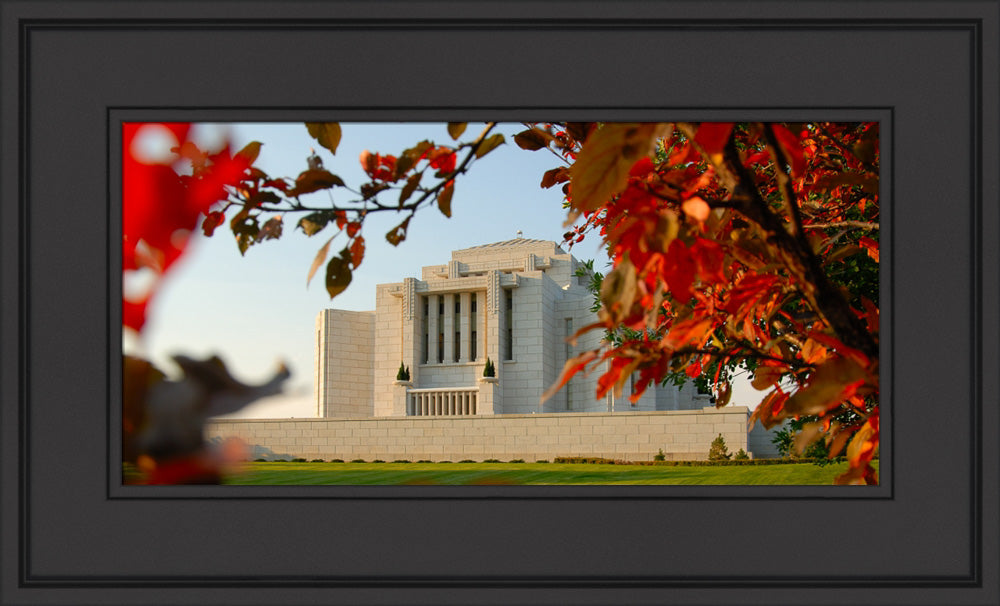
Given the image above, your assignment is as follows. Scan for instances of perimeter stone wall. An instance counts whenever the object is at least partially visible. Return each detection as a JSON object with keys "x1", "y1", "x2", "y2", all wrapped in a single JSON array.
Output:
[{"x1": 205, "y1": 407, "x2": 780, "y2": 462}]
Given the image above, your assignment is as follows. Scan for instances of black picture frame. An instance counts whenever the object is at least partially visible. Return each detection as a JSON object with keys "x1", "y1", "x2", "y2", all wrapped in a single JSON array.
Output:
[{"x1": 1, "y1": 1, "x2": 997, "y2": 605}]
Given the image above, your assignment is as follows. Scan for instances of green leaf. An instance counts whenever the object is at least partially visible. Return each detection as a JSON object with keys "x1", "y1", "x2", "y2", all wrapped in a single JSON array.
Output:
[
  {"x1": 386, "y1": 216, "x2": 411, "y2": 246},
  {"x1": 514, "y1": 128, "x2": 552, "y2": 151},
  {"x1": 570, "y1": 123, "x2": 667, "y2": 213},
  {"x1": 305, "y1": 122, "x2": 342, "y2": 155},
  {"x1": 298, "y1": 211, "x2": 333, "y2": 236},
  {"x1": 307, "y1": 235, "x2": 335, "y2": 286},
  {"x1": 235, "y1": 141, "x2": 262, "y2": 165},
  {"x1": 395, "y1": 140, "x2": 434, "y2": 179},
  {"x1": 475, "y1": 133, "x2": 505, "y2": 158},
  {"x1": 288, "y1": 169, "x2": 345, "y2": 197},
  {"x1": 399, "y1": 172, "x2": 422, "y2": 206},
  {"x1": 325, "y1": 251, "x2": 353, "y2": 299},
  {"x1": 236, "y1": 232, "x2": 255, "y2": 256},
  {"x1": 256, "y1": 216, "x2": 283, "y2": 242},
  {"x1": 249, "y1": 190, "x2": 282, "y2": 206},
  {"x1": 437, "y1": 181, "x2": 454, "y2": 218},
  {"x1": 447, "y1": 122, "x2": 467, "y2": 140},
  {"x1": 540, "y1": 166, "x2": 569, "y2": 189}
]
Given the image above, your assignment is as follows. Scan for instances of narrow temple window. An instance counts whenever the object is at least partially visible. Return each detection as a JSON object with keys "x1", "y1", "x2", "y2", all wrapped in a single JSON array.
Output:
[
  {"x1": 469, "y1": 293, "x2": 478, "y2": 362},
  {"x1": 504, "y1": 289, "x2": 514, "y2": 361}
]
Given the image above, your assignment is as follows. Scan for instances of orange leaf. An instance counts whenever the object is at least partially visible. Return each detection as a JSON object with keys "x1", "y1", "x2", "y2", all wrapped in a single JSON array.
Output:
[
  {"x1": 793, "y1": 422, "x2": 824, "y2": 455},
  {"x1": 307, "y1": 235, "x2": 334, "y2": 286},
  {"x1": 748, "y1": 388, "x2": 789, "y2": 430},
  {"x1": 437, "y1": 181, "x2": 455, "y2": 218},
  {"x1": 541, "y1": 350, "x2": 599, "y2": 404},
  {"x1": 751, "y1": 361, "x2": 788, "y2": 391},
  {"x1": 569, "y1": 123, "x2": 668, "y2": 213},
  {"x1": 859, "y1": 236, "x2": 880, "y2": 263},
  {"x1": 784, "y1": 356, "x2": 867, "y2": 418},
  {"x1": 681, "y1": 196, "x2": 711, "y2": 222},
  {"x1": 846, "y1": 416, "x2": 879, "y2": 468}
]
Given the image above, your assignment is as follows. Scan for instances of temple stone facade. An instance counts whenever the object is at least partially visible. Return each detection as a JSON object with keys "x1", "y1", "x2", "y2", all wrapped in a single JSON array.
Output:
[{"x1": 315, "y1": 238, "x2": 706, "y2": 418}]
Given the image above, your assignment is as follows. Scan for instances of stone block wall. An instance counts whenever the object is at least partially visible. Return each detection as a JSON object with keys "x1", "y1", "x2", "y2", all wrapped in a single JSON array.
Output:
[
  {"x1": 205, "y1": 407, "x2": 771, "y2": 463},
  {"x1": 314, "y1": 309, "x2": 374, "y2": 417}
]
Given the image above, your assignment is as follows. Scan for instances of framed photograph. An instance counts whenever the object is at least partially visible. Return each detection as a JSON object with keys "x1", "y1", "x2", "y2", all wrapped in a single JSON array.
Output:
[{"x1": 2, "y1": 1, "x2": 996, "y2": 605}]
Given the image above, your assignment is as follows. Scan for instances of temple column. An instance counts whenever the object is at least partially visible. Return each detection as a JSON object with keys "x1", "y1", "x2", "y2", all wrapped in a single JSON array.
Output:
[
  {"x1": 426, "y1": 294, "x2": 438, "y2": 364},
  {"x1": 443, "y1": 293, "x2": 455, "y2": 363},
  {"x1": 459, "y1": 292, "x2": 471, "y2": 362}
]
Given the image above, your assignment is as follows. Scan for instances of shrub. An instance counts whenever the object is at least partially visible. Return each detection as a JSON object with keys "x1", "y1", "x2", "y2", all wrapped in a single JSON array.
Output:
[
  {"x1": 396, "y1": 362, "x2": 410, "y2": 381},
  {"x1": 310, "y1": 458, "x2": 325, "y2": 463},
  {"x1": 392, "y1": 459, "x2": 410, "y2": 463},
  {"x1": 253, "y1": 458, "x2": 267, "y2": 462},
  {"x1": 535, "y1": 459, "x2": 549, "y2": 463},
  {"x1": 653, "y1": 448, "x2": 666, "y2": 461},
  {"x1": 708, "y1": 434, "x2": 732, "y2": 461},
  {"x1": 329, "y1": 459, "x2": 344, "y2": 463},
  {"x1": 291, "y1": 458, "x2": 307, "y2": 462},
  {"x1": 734, "y1": 449, "x2": 750, "y2": 461},
  {"x1": 483, "y1": 357, "x2": 496, "y2": 378},
  {"x1": 350, "y1": 459, "x2": 366, "y2": 463},
  {"x1": 417, "y1": 459, "x2": 432, "y2": 463},
  {"x1": 458, "y1": 459, "x2": 476, "y2": 463},
  {"x1": 372, "y1": 459, "x2": 385, "y2": 463},
  {"x1": 554, "y1": 456, "x2": 618, "y2": 464},
  {"x1": 437, "y1": 460, "x2": 452, "y2": 463},
  {"x1": 483, "y1": 458, "x2": 502, "y2": 463},
  {"x1": 509, "y1": 459, "x2": 525, "y2": 463}
]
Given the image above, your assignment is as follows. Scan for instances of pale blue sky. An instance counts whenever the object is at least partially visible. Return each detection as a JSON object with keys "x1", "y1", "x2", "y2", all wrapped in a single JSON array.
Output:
[
  {"x1": 125, "y1": 122, "x2": 612, "y2": 417},
  {"x1": 124, "y1": 122, "x2": 758, "y2": 418}
]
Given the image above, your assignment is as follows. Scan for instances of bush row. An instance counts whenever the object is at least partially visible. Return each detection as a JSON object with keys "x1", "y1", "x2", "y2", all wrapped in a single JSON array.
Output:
[
  {"x1": 252, "y1": 458, "x2": 544, "y2": 464},
  {"x1": 251, "y1": 457, "x2": 846, "y2": 466},
  {"x1": 553, "y1": 456, "x2": 848, "y2": 466}
]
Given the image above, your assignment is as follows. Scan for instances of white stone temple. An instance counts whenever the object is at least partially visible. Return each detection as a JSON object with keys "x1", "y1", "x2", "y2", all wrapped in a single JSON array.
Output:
[{"x1": 314, "y1": 237, "x2": 707, "y2": 418}]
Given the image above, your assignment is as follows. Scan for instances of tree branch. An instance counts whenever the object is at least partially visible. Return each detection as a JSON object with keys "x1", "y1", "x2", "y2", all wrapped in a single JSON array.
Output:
[
  {"x1": 722, "y1": 133, "x2": 878, "y2": 361},
  {"x1": 802, "y1": 220, "x2": 879, "y2": 230}
]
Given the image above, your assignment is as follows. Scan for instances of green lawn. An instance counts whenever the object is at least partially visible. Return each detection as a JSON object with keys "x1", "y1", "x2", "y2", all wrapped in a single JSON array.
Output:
[{"x1": 222, "y1": 460, "x2": 877, "y2": 485}]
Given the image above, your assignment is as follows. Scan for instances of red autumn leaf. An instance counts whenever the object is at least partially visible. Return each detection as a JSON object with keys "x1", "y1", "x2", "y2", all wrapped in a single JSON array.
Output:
[
  {"x1": 662, "y1": 238, "x2": 696, "y2": 304},
  {"x1": 201, "y1": 211, "x2": 226, "y2": 237},
  {"x1": 690, "y1": 237, "x2": 726, "y2": 283},
  {"x1": 122, "y1": 295, "x2": 150, "y2": 333},
  {"x1": 349, "y1": 236, "x2": 365, "y2": 268},
  {"x1": 693, "y1": 122, "x2": 734, "y2": 155},
  {"x1": 771, "y1": 124, "x2": 806, "y2": 177},
  {"x1": 427, "y1": 146, "x2": 457, "y2": 175},
  {"x1": 629, "y1": 156, "x2": 656, "y2": 178},
  {"x1": 685, "y1": 360, "x2": 702, "y2": 379}
]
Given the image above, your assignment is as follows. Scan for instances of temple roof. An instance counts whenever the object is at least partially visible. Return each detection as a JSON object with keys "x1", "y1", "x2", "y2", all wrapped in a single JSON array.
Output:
[{"x1": 453, "y1": 238, "x2": 566, "y2": 255}]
